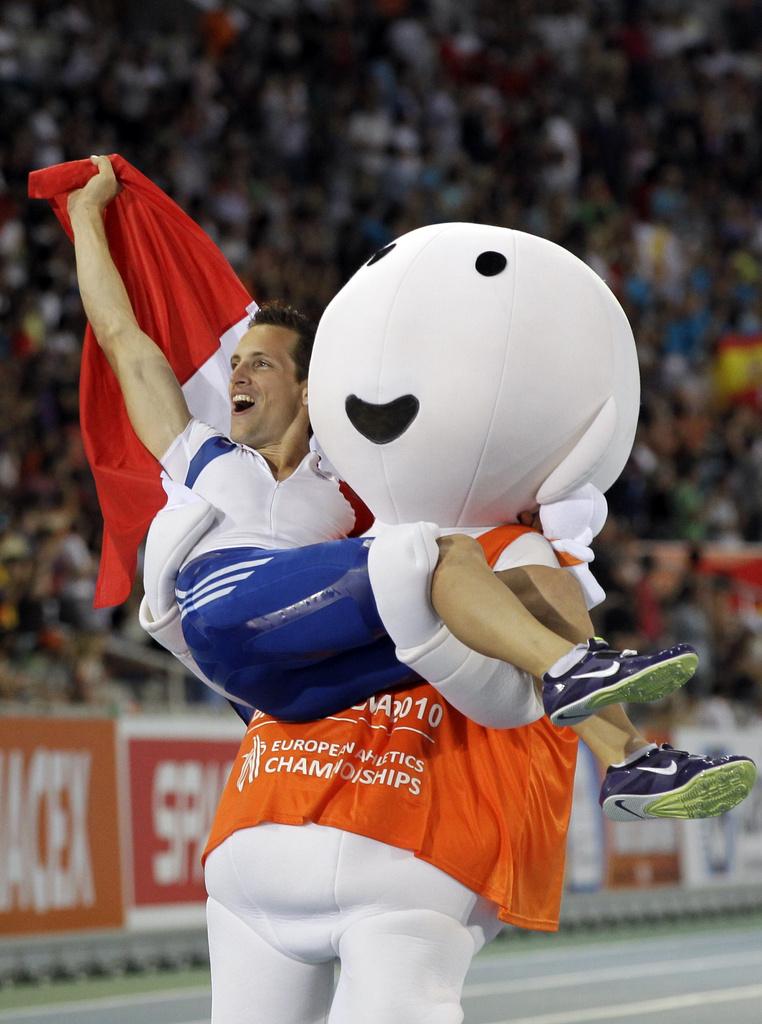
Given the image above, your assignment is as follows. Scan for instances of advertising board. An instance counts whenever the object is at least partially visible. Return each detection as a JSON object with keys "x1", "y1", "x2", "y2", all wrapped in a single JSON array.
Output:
[
  {"x1": 121, "y1": 717, "x2": 241, "y2": 929},
  {"x1": 0, "y1": 717, "x2": 124, "y2": 935},
  {"x1": 675, "y1": 726, "x2": 762, "y2": 887}
]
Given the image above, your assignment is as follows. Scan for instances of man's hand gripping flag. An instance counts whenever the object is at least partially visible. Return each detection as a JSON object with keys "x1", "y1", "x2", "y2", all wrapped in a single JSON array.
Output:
[{"x1": 29, "y1": 156, "x2": 256, "y2": 606}]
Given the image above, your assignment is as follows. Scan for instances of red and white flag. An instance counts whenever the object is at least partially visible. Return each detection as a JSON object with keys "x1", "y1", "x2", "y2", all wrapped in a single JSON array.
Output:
[{"x1": 28, "y1": 156, "x2": 257, "y2": 607}]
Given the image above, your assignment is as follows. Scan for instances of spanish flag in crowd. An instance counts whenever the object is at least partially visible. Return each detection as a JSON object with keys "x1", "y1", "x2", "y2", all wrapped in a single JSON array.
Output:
[
  {"x1": 28, "y1": 157, "x2": 255, "y2": 607},
  {"x1": 713, "y1": 332, "x2": 762, "y2": 409}
]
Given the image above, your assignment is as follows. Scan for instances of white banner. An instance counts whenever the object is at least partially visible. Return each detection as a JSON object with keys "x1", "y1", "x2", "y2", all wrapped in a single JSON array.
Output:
[
  {"x1": 674, "y1": 726, "x2": 762, "y2": 887},
  {"x1": 565, "y1": 742, "x2": 606, "y2": 892}
]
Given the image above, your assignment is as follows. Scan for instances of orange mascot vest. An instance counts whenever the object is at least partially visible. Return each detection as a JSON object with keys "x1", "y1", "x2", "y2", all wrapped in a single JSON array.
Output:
[{"x1": 204, "y1": 525, "x2": 579, "y2": 931}]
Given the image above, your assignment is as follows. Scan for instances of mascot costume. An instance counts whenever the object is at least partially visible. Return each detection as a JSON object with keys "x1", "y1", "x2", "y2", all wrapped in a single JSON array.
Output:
[
  {"x1": 201, "y1": 224, "x2": 636, "y2": 1023},
  {"x1": 200, "y1": 224, "x2": 753, "y2": 1023}
]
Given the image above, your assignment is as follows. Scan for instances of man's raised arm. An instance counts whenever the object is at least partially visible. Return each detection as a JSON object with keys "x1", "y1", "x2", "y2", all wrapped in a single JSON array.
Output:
[{"x1": 68, "y1": 155, "x2": 191, "y2": 461}]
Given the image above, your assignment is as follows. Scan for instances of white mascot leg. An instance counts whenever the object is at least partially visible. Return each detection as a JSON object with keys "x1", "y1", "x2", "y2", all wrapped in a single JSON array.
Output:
[{"x1": 367, "y1": 523, "x2": 542, "y2": 728}]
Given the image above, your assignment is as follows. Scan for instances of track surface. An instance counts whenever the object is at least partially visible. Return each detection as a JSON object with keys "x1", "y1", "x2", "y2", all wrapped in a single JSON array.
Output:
[{"x1": 1, "y1": 921, "x2": 760, "y2": 1023}]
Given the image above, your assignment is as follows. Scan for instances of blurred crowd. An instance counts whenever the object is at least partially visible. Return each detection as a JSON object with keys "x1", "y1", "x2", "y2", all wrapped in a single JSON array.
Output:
[{"x1": 1, "y1": 0, "x2": 761, "y2": 723}]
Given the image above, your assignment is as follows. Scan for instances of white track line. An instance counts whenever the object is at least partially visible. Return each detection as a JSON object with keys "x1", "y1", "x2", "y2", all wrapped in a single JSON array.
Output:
[
  {"x1": 0, "y1": 987, "x2": 209, "y2": 1020},
  {"x1": 463, "y1": 949, "x2": 762, "y2": 997},
  {"x1": 3, "y1": 949, "x2": 761, "y2": 1021},
  {"x1": 481, "y1": 983, "x2": 762, "y2": 1024}
]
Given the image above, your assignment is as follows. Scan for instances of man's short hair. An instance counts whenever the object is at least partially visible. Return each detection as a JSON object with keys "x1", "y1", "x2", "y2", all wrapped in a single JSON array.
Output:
[{"x1": 248, "y1": 301, "x2": 317, "y2": 381}]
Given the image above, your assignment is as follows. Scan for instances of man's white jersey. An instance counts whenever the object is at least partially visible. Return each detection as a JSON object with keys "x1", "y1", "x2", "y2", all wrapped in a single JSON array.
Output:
[{"x1": 161, "y1": 419, "x2": 357, "y2": 565}]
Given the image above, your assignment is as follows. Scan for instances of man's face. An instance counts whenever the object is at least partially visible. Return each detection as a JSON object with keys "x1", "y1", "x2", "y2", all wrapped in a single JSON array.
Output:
[{"x1": 228, "y1": 324, "x2": 307, "y2": 448}]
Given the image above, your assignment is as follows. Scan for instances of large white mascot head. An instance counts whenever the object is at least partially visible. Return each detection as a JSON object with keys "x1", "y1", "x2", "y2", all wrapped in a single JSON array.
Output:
[{"x1": 309, "y1": 223, "x2": 639, "y2": 526}]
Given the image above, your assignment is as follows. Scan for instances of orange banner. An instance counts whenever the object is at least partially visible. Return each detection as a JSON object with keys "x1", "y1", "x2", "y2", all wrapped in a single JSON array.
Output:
[{"x1": 0, "y1": 718, "x2": 124, "y2": 935}]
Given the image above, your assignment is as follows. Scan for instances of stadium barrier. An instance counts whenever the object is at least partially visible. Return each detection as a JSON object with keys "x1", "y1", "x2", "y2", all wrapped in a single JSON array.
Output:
[{"x1": 0, "y1": 715, "x2": 760, "y2": 980}]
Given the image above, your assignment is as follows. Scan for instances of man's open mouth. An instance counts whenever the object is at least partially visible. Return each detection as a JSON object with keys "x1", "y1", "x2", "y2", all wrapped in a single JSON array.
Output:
[
  {"x1": 344, "y1": 394, "x2": 419, "y2": 444},
  {"x1": 232, "y1": 394, "x2": 256, "y2": 414}
]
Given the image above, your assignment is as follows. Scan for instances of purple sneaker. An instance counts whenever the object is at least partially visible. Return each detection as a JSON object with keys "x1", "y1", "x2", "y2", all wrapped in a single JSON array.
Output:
[
  {"x1": 600, "y1": 744, "x2": 757, "y2": 821},
  {"x1": 542, "y1": 638, "x2": 698, "y2": 726}
]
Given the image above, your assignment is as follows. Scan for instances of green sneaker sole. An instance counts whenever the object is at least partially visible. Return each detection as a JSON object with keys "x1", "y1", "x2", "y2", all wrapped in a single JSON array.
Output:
[
  {"x1": 586, "y1": 652, "x2": 698, "y2": 711},
  {"x1": 645, "y1": 760, "x2": 757, "y2": 819}
]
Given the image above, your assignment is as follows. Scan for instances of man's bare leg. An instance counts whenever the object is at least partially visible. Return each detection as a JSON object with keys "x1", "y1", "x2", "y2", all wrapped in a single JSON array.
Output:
[
  {"x1": 430, "y1": 535, "x2": 581, "y2": 677},
  {"x1": 430, "y1": 535, "x2": 652, "y2": 766},
  {"x1": 496, "y1": 561, "x2": 652, "y2": 766},
  {"x1": 494, "y1": 557, "x2": 756, "y2": 820}
]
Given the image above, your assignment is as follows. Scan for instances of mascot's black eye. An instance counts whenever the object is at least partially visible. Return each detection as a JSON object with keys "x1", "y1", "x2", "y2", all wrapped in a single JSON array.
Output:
[
  {"x1": 367, "y1": 243, "x2": 396, "y2": 266},
  {"x1": 475, "y1": 251, "x2": 507, "y2": 276}
]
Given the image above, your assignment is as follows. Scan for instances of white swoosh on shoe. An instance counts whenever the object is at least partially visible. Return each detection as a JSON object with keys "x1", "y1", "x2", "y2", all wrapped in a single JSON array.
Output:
[
  {"x1": 572, "y1": 662, "x2": 619, "y2": 679},
  {"x1": 638, "y1": 761, "x2": 678, "y2": 775}
]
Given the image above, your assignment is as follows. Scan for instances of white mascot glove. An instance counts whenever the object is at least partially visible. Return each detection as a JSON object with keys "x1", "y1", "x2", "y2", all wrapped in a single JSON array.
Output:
[
  {"x1": 367, "y1": 522, "x2": 543, "y2": 728},
  {"x1": 539, "y1": 483, "x2": 608, "y2": 609}
]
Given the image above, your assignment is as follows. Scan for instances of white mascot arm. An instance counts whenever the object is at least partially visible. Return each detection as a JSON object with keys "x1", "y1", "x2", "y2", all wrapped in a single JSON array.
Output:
[
  {"x1": 138, "y1": 477, "x2": 254, "y2": 716},
  {"x1": 538, "y1": 483, "x2": 608, "y2": 610},
  {"x1": 367, "y1": 523, "x2": 543, "y2": 729}
]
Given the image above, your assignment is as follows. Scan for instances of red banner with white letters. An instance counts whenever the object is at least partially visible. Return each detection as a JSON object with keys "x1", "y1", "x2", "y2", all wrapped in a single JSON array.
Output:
[{"x1": 127, "y1": 735, "x2": 237, "y2": 907}]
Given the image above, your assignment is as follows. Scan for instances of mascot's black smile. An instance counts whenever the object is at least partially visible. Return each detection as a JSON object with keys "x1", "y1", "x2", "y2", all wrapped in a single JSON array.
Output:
[{"x1": 345, "y1": 394, "x2": 420, "y2": 444}]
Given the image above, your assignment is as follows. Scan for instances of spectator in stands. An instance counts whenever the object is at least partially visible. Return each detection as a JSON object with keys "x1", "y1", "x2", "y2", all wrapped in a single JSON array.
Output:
[{"x1": 1, "y1": 0, "x2": 760, "y2": 723}]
